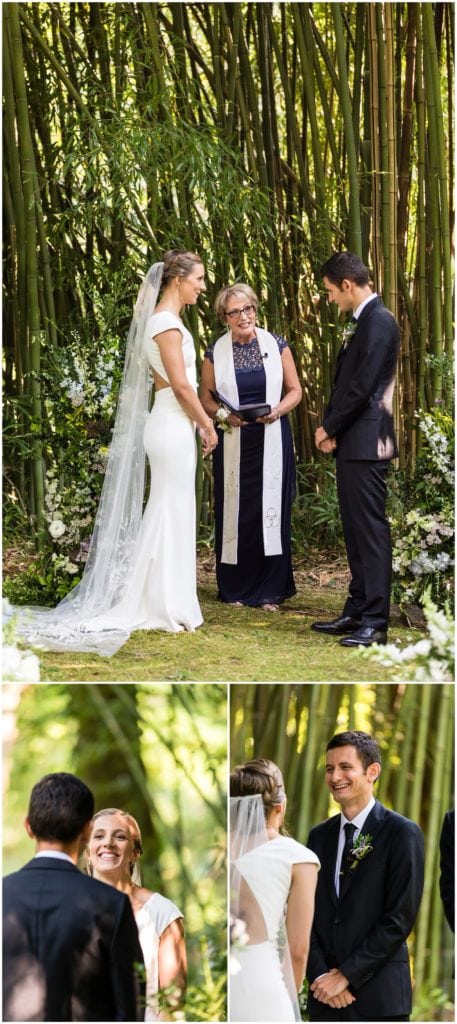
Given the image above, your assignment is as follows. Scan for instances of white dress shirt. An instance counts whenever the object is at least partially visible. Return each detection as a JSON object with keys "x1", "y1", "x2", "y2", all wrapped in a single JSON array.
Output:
[
  {"x1": 34, "y1": 850, "x2": 74, "y2": 864},
  {"x1": 353, "y1": 292, "x2": 378, "y2": 320},
  {"x1": 334, "y1": 795, "x2": 376, "y2": 895}
]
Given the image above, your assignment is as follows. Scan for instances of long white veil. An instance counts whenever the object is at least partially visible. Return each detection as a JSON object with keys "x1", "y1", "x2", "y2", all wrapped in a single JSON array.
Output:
[
  {"x1": 229, "y1": 794, "x2": 302, "y2": 1022},
  {"x1": 15, "y1": 263, "x2": 165, "y2": 656}
]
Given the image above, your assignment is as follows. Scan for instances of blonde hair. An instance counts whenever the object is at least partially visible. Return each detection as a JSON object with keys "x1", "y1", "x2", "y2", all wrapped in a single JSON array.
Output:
[{"x1": 214, "y1": 283, "x2": 259, "y2": 321}]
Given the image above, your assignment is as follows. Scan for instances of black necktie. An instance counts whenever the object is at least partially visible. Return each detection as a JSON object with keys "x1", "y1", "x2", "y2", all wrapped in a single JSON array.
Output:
[{"x1": 340, "y1": 822, "x2": 357, "y2": 881}]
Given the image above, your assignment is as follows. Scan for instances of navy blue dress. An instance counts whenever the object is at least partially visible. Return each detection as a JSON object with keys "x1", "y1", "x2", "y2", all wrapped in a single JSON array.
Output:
[{"x1": 205, "y1": 334, "x2": 296, "y2": 606}]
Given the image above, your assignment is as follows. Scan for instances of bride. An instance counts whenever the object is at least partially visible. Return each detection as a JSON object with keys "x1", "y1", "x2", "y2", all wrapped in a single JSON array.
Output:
[
  {"x1": 86, "y1": 808, "x2": 186, "y2": 1022},
  {"x1": 16, "y1": 250, "x2": 218, "y2": 656},
  {"x1": 230, "y1": 758, "x2": 320, "y2": 1022}
]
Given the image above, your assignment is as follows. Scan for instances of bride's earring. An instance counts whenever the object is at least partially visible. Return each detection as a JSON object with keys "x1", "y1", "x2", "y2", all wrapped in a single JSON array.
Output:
[{"x1": 87, "y1": 859, "x2": 93, "y2": 876}]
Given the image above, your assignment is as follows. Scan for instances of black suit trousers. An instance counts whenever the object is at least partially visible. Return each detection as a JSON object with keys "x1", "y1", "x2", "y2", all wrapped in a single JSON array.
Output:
[{"x1": 336, "y1": 458, "x2": 391, "y2": 630}]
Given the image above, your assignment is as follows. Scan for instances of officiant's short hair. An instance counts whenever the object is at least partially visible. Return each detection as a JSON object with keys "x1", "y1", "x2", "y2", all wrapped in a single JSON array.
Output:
[
  {"x1": 326, "y1": 730, "x2": 381, "y2": 772},
  {"x1": 28, "y1": 772, "x2": 94, "y2": 842},
  {"x1": 214, "y1": 283, "x2": 258, "y2": 321}
]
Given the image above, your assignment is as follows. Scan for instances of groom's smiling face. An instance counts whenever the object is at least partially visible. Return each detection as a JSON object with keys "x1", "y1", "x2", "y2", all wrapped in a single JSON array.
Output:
[{"x1": 325, "y1": 745, "x2": 380, "y2": 816}]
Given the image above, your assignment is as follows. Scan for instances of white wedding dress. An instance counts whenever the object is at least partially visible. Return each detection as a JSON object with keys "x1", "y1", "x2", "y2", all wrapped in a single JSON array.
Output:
[
  {"x1": 92, "y1": 311, "x2": 203, "y2": 635},
  {"x1": 135, "y1": 892, "x2": 183, "y2": 1022},
  {"x1": 230, "y1": 835, "x2": 320, "y2": 1022},
  {"x1": 15, "y1": 306, "x2": 203, "y2": 655}
]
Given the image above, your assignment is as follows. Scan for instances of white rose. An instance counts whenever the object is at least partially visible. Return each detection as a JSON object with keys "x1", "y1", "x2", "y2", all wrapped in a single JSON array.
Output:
[{"x1": 49, "y1": 519, "x2": 66, "y2": 539}]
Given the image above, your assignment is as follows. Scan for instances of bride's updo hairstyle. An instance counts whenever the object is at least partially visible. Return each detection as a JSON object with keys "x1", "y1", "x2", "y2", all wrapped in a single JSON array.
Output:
[
  {"x1": 230, "y1": 758, "x2": 286, "y2": 820},
  {"x1": 161, "y1": 249, "x2": 203, "y2": 287}
]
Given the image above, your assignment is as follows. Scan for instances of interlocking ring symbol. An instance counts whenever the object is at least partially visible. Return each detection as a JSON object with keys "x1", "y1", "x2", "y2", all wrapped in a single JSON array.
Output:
[{"x1": 264, "y1": 507, "x2": 280, "y2": 528}]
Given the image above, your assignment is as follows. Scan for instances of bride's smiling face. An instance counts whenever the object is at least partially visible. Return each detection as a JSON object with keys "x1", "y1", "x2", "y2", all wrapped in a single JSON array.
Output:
[
  {"x1": 179, "y1": 264, "x2": 206, "y2": 305},
  {"x1": 88, "y1": 813, "x2": 138, "y2": 879}
]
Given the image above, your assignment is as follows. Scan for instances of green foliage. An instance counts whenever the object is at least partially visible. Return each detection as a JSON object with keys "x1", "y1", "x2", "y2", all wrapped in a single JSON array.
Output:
[
  {"x1": 412, "y1": 985, "x2": 455, "y2": 1022},
  {"x1": 185, "y1": 933, "x2": 226, "y2": 1022},
  {"x1": 292, "y1": 460, "x2": 343, "y2": 553}
]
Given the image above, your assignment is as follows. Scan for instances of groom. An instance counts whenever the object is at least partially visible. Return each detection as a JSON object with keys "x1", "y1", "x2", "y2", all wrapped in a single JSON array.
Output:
[
  {"x1": 313, "y1": 251, "x2": 400, "y2": 646},
  {"x1": 3, "y1": 772, "x2": 145, "y2": 1022},
  {"x1": 306, "y1": 731, "x2": 424, "y2": 1021}
]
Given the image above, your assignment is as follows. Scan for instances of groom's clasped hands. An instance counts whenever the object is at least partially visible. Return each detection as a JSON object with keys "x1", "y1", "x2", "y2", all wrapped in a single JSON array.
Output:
[{"x1": 310, "y1": 967, "x2": 355, "y2": 1008}]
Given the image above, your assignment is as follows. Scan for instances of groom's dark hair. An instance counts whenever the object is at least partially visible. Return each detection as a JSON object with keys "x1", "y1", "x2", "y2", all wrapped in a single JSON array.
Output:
[
  {"x1": 321, "y1": 251, "x2": 370, "y2": 288},
  {"x1": 28, "y1": 772, "x2": 94, "y2": 842},
  {"x1": 326, "y1": 731, "x2": 381, "y2": 772}
]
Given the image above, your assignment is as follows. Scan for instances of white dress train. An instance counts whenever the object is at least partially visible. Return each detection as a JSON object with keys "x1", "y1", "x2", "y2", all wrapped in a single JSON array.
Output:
[{"x1": 230, "y1": 835, "x2": 320, "y2": 1022}]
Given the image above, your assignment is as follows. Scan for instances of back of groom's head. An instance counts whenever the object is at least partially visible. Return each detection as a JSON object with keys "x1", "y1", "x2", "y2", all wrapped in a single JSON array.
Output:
[
  {"x1": 28, "y1": 772, "x2": 94, "y2": 842},
  {"x1": 320, "y1": 251, "x2": 370, "y2": 287},
  {"x1": 326, "y1": 730, "x2": 381, "y2": 772}
]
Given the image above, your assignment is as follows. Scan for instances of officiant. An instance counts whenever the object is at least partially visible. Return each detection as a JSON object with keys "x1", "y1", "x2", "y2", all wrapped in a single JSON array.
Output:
[{"x1": 200, "y1": 283, "x2": 302, "y2": 610}]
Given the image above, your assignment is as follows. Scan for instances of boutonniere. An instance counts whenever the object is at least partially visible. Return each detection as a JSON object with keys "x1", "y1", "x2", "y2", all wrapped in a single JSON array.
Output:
[
  {"x1": 341, "y1": 320, "x2": 358, "y2": 349},
  {"x1": 348, "y1": 832, "x2": 373, "y2": 869}
]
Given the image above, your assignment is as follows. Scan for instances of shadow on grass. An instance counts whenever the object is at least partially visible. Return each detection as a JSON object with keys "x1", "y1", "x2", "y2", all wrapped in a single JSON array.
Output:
[{"x1": 37, "y1": 580, "x2": 424, "y2": 683}]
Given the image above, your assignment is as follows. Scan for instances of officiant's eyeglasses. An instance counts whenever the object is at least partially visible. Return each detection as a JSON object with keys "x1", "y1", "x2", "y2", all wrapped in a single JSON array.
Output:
[{"x1": 225, "y1": 304, "x2": 255, "y2": 320}]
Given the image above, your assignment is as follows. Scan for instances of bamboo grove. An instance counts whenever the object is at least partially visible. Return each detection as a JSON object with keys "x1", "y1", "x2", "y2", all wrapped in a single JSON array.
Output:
[
  {"x1": 3, "y1": 3, "x2": 454, "y2": 545},
  {"x1": 230, "y1": 683, "x2": 454, "y2": 1019}
]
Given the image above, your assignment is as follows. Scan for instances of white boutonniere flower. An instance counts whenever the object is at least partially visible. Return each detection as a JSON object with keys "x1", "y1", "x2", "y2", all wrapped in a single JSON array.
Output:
[
  {"x1": 341, "y1": 321, "x2": 358, "y2": 349},
  {"x1": 349, "y1": 832, "x2": 373, "y2": 868}
]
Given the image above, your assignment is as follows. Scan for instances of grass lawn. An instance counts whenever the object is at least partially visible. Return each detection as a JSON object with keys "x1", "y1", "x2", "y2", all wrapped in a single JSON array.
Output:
[{"x1": 35, "y1": 556, "x2": 423, "y2": 683}]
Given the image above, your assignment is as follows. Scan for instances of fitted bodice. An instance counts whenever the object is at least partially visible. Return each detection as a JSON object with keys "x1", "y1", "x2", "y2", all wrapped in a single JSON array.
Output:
[
  {"x1": 145, "y1": 311, "x2": 197, "y2": 390},
  {"x1": 234, "y1": 835, "x2": 320, "y2": 942}
]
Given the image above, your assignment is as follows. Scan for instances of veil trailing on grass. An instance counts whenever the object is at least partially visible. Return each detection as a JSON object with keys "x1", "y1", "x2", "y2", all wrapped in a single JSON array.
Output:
[{"x1": 16, "y1": 263, "x2": 165, "y2": 657}]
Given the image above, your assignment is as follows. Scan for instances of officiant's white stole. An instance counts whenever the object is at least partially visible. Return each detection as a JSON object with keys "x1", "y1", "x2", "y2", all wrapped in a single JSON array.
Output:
[{"x1": 213, "y1": 327, "x2": 283, "y2": 564}]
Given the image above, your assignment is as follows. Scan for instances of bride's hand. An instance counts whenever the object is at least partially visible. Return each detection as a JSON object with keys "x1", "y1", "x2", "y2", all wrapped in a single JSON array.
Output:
[{"x1": 199, "y1": 423, "x2": 218, "y2": 456}]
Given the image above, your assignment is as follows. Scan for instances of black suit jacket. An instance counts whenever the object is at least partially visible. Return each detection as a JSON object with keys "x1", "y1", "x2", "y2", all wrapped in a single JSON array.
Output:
[
  {"x1": 439, "y1": 809, "x2": 455, "y2": 932},
  {"x1": 306, "y1": 800, "x2": 424, "y2": 1018},
  {"x1": 323, "y1": 296, "x2": 400, "y2": 461},
  {"x1": 3, "y1": 857, "x2": 145, "y2": 1022}
]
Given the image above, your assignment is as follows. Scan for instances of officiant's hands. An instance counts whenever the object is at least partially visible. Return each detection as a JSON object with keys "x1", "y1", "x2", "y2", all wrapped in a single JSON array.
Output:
[
  {"x1": 256, "y1": 405, "x2": 281, "y2": 424},
  {"x1": 227, "y1": 413, "x2": 249, "y2": 428}
]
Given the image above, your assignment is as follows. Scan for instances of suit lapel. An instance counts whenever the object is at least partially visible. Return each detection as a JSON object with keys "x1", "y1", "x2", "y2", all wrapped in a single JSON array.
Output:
[
  {"x1": 332, "y1": 296, "x2": 382, "y2": 387},
  {"x1": 338, "y1": 800, "x2": 387, "y2": 902}
]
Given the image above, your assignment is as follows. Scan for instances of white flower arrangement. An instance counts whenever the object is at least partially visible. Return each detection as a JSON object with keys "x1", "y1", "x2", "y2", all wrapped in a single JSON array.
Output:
[
  {"x1": 360, "y1": 591, "x2": 454, "y2": 681},
  {"x1": 418, "y1": 412, "x2": 454, "y2": 486}
]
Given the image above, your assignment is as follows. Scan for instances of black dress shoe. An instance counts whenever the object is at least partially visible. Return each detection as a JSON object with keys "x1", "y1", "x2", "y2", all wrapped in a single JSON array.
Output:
[
  {"x1": 340, "y1": 627, "x2": 387, "y2": 647},
  {"x1": 311, "y1": 615, "x2": 362, "y2": 635}
]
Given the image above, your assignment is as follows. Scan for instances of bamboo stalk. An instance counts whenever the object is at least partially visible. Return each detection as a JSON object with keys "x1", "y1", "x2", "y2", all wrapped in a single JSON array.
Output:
[{"x1": 414, "y1": 685, "x2": 452, "y2": 992}]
